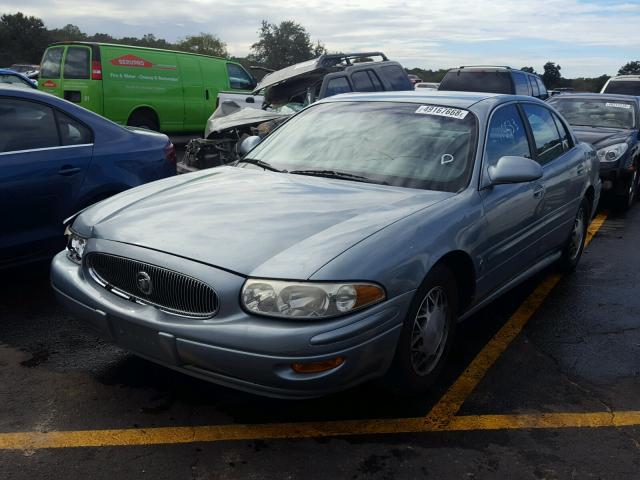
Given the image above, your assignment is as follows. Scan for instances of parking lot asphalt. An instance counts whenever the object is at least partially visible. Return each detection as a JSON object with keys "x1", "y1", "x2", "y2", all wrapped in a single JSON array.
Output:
[{"x1": 1, "y1": 200, "x2": 639, "y2": 479}]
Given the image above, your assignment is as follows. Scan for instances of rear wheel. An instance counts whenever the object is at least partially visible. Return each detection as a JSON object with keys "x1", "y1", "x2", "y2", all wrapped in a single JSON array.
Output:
[
  {"x1": 385, "y1": 264, "x2": 458, "y2": 395},
  {"x1": 127, "y1": 109, "x2": 159, "y2": 131},
  {"x1": 559, "y1": 198, "x2": 589, "y2": 272}
]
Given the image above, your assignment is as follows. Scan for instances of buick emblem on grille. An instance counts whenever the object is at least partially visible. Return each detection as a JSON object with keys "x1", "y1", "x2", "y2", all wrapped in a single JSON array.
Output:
[{"x1": 136, "y1": 271, "x2": 153, "y2": 295}]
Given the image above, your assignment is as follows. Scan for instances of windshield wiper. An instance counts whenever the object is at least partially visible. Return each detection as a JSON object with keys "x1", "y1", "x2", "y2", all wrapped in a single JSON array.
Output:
[
  {"x1": 235, "y1": 158, "x2": 284, "y2": 172},
  {"x1": 289, "y1": 169, "x2": 379, "y2": 184}
]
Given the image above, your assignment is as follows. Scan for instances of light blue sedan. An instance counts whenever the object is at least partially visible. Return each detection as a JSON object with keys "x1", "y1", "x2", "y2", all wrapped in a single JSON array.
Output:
[{"x1": 51, "y1": 91, "x2": 600, "y2": 398}]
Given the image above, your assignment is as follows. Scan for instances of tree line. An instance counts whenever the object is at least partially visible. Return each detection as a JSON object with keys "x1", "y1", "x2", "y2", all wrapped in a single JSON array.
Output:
[{"x1": 2, "y1": 11, "x2": 639, "y2": 92}]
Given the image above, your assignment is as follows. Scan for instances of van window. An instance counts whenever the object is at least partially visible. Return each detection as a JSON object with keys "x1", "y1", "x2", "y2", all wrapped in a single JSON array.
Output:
[
  {"x1": 63, "y1": 47, "x2": 90, "y2": 80},
  {"x1": 513, "y1": 73, "x2": 530, "y2": 95},
  {"x1": 0, "y1": 99, "x2": 59, "y2": 153},
  {"x1": 603, "y1": 80, "x2": 640, "y2": 95},
  {"x1": 440, "y1": 70, "x2": 513, "y2": 94},
  {"x1": 226, "y1": 63, "x2": 254, "y2": 90},
  {"x1": 485, "y1": 104, "x2": 531, "y2": 167},
  {"x1": 324, "y1": 77, "x2": 352, "y2": 97},
  {"x1": 380, "y1": 65, "x2": 413, "y2": 90},
  {"x1": 351, "y1": 70, "x2": 376, "y2": 92},
  {"x1": 41, "y1": 47, "x2": 64, "y2": 78},
  {"x1": 523, "y1": 104, "x2": 564, "y2": 165}
]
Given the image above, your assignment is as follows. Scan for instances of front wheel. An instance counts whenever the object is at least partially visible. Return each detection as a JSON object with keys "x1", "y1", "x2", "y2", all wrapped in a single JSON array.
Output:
[
  {"x1": 615, "y1": 169, "x2": 638, "y2": 212},
  {"x1": 558, "y1": 199, "x2": 589, "y2": 272},
  {"x1": 384, "y1": 264, "x2": 458, "y2": 395}
]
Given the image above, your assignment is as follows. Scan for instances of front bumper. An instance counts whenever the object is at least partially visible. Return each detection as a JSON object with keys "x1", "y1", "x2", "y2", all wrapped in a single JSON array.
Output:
[
  {"x1": 599, "y1": 162, "x2": 633, "y2": 193},
  {"x1": 51, "y1": 243, "x2": 410, "y2": 399}
]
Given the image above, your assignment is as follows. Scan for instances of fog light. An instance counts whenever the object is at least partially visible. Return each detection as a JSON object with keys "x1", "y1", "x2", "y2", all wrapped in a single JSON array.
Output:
[{"x1": 291, "y1": 356, "x2": 345, "y2": 374}]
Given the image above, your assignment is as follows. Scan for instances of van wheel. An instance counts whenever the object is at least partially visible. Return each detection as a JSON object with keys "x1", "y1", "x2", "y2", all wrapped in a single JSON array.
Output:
[
  {"x1": 127, "y1": 110, "x2": 159, "y2": 131},
  {"x1": 384, "y1": 264, "x2": 458, "y2": 395},
  {"x1": 559, "y1": 198, "x2": 589, "y2": 272}
]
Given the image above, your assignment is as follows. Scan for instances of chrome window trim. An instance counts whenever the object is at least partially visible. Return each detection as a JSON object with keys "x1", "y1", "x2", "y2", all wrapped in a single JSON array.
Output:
[{"x1": 0, "y1": 143, "x2": 94, "y2": 156}]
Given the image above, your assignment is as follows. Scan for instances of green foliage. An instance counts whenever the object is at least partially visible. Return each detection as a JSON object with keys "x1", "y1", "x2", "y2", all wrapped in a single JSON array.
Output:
[
  {"x1": 542, "y1": 61, "x2": 562, "y2": 88},
  {"x1": 0, "y1": 13, "x2": 50, "y2": 65},
  {"x1": 248, "y1": 20, "x2": 325, "y2": 70},
  {"x1": 618, "y1": 61, "x2": 640, "y2": 75},
  {"x1": 176, "y1": 33, "x2": 228, "y2": 58},
  {"x1": 520, "y1": 66, "x2": 537, "y2": 75}
]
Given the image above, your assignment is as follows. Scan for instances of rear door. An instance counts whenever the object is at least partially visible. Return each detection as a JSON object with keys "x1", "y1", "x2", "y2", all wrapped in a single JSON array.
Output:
[
  {"x1": 520, "y1": 103, "x2": 582, "y2": 254},
  {"x1": 0, "y1": 97, "x2": 93, "y2": 264},
  {"x1": 39, "y1": 45, "x2": 65, "y2": 96}
]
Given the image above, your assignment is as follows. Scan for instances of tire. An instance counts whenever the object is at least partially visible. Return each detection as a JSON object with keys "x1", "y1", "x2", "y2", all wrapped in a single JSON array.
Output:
[
  {"x1": 127, "y1": 110, "x2": 159, "y2": 131},
  {"x1": 384, "y1": 264, "x2": 458, "y2": 395},
  {"x1": 615, "y1": 169, "x2": 638, "y2": 212},
  {"x1": 558, "y1": 198, "x2": 589, "y2": 272}
]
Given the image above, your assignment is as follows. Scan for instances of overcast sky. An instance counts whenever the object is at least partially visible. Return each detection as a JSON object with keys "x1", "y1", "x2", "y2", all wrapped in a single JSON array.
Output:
[{"x1": 3, "y1": 0, "x2": 640, "y2": 77}]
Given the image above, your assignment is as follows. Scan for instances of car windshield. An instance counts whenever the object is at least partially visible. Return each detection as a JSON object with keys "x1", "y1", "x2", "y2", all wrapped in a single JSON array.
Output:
[
  {"x1": 246, "y1": 101, "x2": 478, "y2": 192},
  {"x1": 551, "y1": 98, "x2": 637, "y2": 129},
  {"x1": 0, "y1": 74, "x2": 30, "y2": 86},
  {"x1": 603, "y1": 80, "x2": 640, "y2": 96}
]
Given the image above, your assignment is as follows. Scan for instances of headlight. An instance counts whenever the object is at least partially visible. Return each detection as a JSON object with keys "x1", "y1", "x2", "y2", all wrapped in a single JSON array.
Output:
[
  {"x1": 65, "y1": 227, "x2": 87, "y2": 264},
  {"x1": 241, "y1": 279, "x2": 385, "y2": 319},
  {"x1": 597, "y1": 143, "x2": 628, "y2": 163}
]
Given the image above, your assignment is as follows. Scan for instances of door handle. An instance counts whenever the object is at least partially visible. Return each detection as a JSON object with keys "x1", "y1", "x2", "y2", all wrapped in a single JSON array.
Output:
[
  {"x1": 205, "y1": 89, "x2": 210, "y2": 100},
  {"x1": 58, "y1": 166, "x2": 82, "y2": 176},
  {"x1": 533, "y1": 184, "x2": 545, "y2": 199}
]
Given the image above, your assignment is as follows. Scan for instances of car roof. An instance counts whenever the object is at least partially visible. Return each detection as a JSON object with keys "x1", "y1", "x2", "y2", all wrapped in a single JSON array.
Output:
[
  {"x1": 610, "y1": 75, "x2": 640, "y2": 81},
  {"x1": 549, "y1": 92, "x2": 640, "y2": 103},
  {"x1": 446, "y1": 66, "x2": 529, "y2": 74},
  {"x1": 319, "y1": 90, "x2": 507, "y2": 109},
  {"x1": 0, "y1": 68, "x2": 31, "y2": 78}
]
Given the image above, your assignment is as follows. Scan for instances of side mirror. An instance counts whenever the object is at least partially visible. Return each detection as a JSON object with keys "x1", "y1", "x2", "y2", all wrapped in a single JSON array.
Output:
[
  {"x1": 488, "y1": 156, "x2": 542, "y2": 185},
  {"x1": 238, "y1": 135, "x2": 261, "y2": 156}
]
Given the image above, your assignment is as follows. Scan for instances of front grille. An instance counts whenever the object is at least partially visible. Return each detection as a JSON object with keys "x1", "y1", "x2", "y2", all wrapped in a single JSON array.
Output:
[{"x1": 87, "y1": 253, "x2": 218, "y2": 318}]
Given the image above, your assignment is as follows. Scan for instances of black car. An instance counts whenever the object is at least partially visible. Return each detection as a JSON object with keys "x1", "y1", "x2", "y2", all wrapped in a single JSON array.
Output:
[
  {"x1": 439, "y1": 66, "x2": 549, "y2": 100},
  {"x1": 549, "y1": 93, "x2": 640, "y2": 210}
]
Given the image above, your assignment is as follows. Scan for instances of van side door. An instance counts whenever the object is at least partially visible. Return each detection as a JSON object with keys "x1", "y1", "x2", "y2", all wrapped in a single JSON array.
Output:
[
  {"x1": 60, "y1": 45, "x2": 101, "y2": 113},
  {"x1": 178, "y1": 56, "x2": 205, "y2": 130}
]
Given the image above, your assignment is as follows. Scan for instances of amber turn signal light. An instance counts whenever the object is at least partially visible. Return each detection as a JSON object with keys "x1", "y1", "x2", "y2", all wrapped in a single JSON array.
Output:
[{"x1": 291, "y1": 356, "x2": 345, "y2": 374}]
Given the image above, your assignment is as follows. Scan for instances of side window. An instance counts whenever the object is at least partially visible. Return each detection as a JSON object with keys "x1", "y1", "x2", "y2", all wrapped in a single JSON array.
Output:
[
  {"x1": 41, "y1": 47, "x2": 64, "y2": 78},
  {"x1": 324, "y1": 77, "x2": 352, "y2": 97},
  {"x1": 536, "y1": 78, "x2": 547, "y2": 98},
  {"x1": 513, "y1": 73, "x2": 530, "y2": 95},
  {"x1": 552, "y1": 112, "x2": 572, "y2": 151},
  {"x1": 351, "y1": 70, "x2": 376, "y2": 92},
  {"x1": 522, "y1": 104, "x2": 564, "y2": 165},
  {"x1": 0, "y1": 99, "x2": 60, "y2": 153},
  {"x1": 63, "y1": 47, "x2": 90, "y2": 80},
  {"x1": 380, "y1": 65, "x2": 413, "y2": 90},
  {"x1": 529, "y1": 76, "x2": 539, "y2": 97},
  {"x1": 57, "y1": 111, "x2": 92, "y2": 146},
  {"x1": 485, "y1": 104, "x2": 532, "y2": 167},
  {"x1": 226, "y1": 63, "x2": 254, "y2": 90}
]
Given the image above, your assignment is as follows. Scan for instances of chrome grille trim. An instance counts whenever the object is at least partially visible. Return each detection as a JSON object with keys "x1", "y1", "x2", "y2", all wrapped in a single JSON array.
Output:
[{"x1": 87, "y1": 253, "x2": 218, "y2": 318}]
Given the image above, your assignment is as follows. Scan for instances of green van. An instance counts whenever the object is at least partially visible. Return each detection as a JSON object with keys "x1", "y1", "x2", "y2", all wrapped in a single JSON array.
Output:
[{"x1": 38, "y1": 42, "x2": 257, "y2": 132}]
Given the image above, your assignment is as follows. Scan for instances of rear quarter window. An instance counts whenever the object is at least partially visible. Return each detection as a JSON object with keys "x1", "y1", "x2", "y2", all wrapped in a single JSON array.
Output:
[
  {"x1": 379, "y1": 65, "x2": 413, "y2": 90},
  {"x1": 513, "y1": 73, "x2": 530, "y2": 95},
  {"x1": 440, "y1": 70, "x2": 513, "y2": 94}
]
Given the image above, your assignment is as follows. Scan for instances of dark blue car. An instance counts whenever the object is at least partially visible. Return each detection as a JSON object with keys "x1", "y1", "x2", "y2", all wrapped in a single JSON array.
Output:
[
  {"x1": 0, "y1": 85, "x2": 177, "y2": 268},
  {"x1": 0, "y1": 68, "x2": 36, "y2": 89}
]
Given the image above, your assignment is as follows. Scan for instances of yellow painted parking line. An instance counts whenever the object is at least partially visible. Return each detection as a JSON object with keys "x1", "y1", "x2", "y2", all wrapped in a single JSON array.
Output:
[
  {"x1": 1, "y1": 410, "x2": 639, "y2": 450},
  {"x1": 425, "y1": 211, "x2": 608, "y2": 426},
  {"x1": 0, "y1": 212, "x2": 612, "y2": 451}
]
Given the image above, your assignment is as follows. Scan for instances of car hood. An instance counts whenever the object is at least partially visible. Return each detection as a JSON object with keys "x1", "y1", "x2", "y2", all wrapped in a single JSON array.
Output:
[
  {"x1": 204, "y1": 102, "x2": 289, "y2": 139},
  {"x1": 572, "y1": 126, "x2": 634, "y2": 149},
  {"x1": 75, "y1": 167, "x2": 453, "y2": 279}
]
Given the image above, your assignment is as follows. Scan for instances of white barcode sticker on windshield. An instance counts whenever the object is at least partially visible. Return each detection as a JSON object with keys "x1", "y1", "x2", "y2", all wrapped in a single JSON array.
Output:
[
  {"x1": 605, "y1": 102, "x2": 632, "y2": 109},
  {"x1": 415, "y1": 105, "x2": 469, "y2": 119}
]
